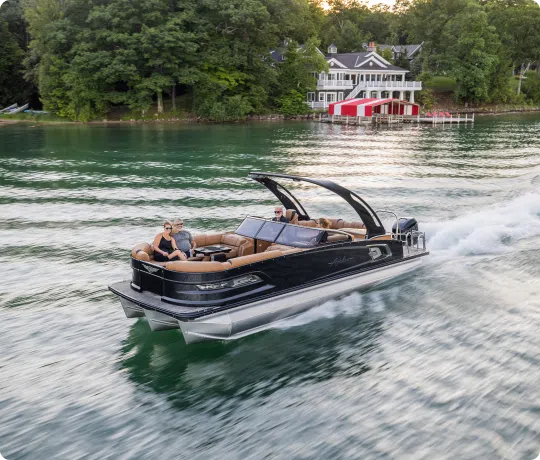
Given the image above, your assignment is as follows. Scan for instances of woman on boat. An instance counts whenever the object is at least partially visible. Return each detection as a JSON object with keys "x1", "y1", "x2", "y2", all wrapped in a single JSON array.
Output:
[
  {"x1": 153, "y1": 221, "x2": 186, "y2": 262},
  {"x1": 318, "y1": 218, "x2": 331, "y2": 229}
]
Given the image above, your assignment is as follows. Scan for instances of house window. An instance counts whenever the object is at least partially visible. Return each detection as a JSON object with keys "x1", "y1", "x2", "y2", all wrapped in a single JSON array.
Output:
[
  {"x1": 377, "y1": 74, "x2": 381, "y2": 81},
  {"x1": 319, "y1": 92, "x2": 325, "y2": 102},
  {"x1": 307, "y1": 92, "x2": 315, "y2": 102},
  {"x1": 326, "y1": 93, "x2": 336, "y2": 102},
  {"x1": 338, "y1": 92, "x2": 344, "y2": 101}
]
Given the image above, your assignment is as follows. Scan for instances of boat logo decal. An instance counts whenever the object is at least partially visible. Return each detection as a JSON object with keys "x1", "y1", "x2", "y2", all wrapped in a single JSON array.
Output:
[
  {"x1": 328, "y1": 255, "x2": 354, "y2": 267},
  {"x1": 142, "y1": 264, "x2": 160, "y2": 274}
]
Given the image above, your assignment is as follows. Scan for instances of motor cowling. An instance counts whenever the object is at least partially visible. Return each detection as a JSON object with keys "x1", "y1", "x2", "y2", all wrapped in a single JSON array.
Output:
[{"x1": 392, "y1": 217, "x2": 418, "y2": 244}]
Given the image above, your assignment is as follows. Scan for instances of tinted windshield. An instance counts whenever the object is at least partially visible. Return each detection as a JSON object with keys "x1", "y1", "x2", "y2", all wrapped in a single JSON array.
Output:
[
  {"x1": 275, "y1": 225, "x2": 322, "y2": 248},
  {"x1": 256, "y1": 221, "x2": 286, "y2": 241},
  {"x1": 235, "y1": 217, "x2": 265, "y2": 238},
  {"x1": 235, "y1": 216, "x2": 331, "y2": 247}
]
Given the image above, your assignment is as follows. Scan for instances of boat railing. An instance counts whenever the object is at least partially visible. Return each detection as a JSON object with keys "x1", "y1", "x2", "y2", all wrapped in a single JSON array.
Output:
[
  {"x1": 374, "y1": 209, "x2": 401, "y2": 240},
  {"x1": 375, "y1": 209, "x2": 427, "y2": 254}
]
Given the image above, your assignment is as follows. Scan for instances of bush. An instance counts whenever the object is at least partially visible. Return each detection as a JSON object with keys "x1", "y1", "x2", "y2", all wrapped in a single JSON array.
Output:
[
  {"x1": 522, "y1": 77, "x2": 540, "y2": 104},
  {"x1": 277, "y1": 90, "x2": 309, "y2": 117},
  {"x1": 416, "y1": 88, "x2": 435, "y2": 110},
  {"x1": 196, "y1": 94, "x2": 252, "y2": 122}
]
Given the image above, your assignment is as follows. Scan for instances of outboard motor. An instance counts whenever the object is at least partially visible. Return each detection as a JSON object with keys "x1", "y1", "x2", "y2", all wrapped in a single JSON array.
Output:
[{"x1": 392, "y1": 217, "x2": 418, "y2": 244}]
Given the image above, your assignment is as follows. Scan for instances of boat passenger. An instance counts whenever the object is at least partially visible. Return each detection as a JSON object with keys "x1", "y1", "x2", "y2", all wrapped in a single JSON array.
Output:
[
  {"x1": 318, "y1": 218, "x2": 331, "y2": 229},
  {"x1": 153, "y1": 221, "x2": 186, "y2": 262},
  {"x1": 272, "y1": 206, "x2": 289, "y2": 223},
  {"x1": 172, "y1": 218, "x2": 196, "y2": 258}
]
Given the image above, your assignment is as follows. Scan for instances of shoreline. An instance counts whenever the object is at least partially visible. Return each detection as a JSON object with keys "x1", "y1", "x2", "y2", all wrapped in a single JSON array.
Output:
[{"x1": 2, "y1": 106, "x2": 540, "y2": 126}]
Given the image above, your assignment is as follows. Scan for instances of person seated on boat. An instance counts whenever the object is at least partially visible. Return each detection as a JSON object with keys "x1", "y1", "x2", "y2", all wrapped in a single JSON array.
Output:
[
  {"x1": 317, "y1": 218, "x2": 331, "y2": 243},
  {"x1": 152, "y1": 221, "x2": 186, "y2": 262},
  {"x1": 318, "y1": 218, "x2": 331, "y2": 229},
  {"x1": 272, "y1": 206, "x2": 289, "y2": 223},
  {"x1": 171, "y1": 217, "x2": 196, "y2": 258}
]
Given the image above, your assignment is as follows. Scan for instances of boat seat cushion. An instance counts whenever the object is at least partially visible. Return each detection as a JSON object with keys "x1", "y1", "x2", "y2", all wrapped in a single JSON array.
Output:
[
  {"x1": 326, "y1": 233, "x2": 350, "y2": 242},
  {"x1": 285, "y1": 209, "x2": 299, "y2": 225},
  {"x1": 369, "y1": 234, "x2": 393, "y2": 241},
  {"x1": 265, "y1": 243, "x2": 294, "y2": 252},
  {"x1": 165, "y1": 261, "x2": 226, "y2": 272},
  {"x1": 193, "y1": 233, "x2": 254, "y2": 258},
  {"x1": 340, "y1": 227, "x2": 367, "y2": 239},
  {"x1": 228, "y1": 251, "x2": 283, "y2": 268},
  {"x1": 132, "y1": 242, "x2": 153, "y2": 261},
  {"x1": 318, "y1": 218, "x2": 365, "y2": 230},
  {"x1": 297, "y1": 219, "x2": 318, "y2": 227}
]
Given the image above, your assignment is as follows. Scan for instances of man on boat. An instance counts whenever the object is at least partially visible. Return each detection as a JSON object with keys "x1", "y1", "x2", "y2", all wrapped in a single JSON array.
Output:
[
  {"x1": 172, "y1": 218, "x2": 196, "y2": 257},
  {"x1": 272, "y1": 206, "x2": 289, "y2": 223}
]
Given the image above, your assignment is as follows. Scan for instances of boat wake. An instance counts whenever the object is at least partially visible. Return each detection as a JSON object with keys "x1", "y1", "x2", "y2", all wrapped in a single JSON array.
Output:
[
  {"x1": 275, "y1": 288, "x2": 395, "y2": 330},
  {"x1": 278, "y1": 191, "x2": 540, "y2": 331},
  {"x1": 424, "y1": 191, "x2": 540, "y2": 258}
]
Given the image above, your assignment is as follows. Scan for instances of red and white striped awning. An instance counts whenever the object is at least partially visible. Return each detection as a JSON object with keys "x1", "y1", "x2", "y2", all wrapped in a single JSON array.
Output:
[{"x1": 328, "y1": 98, "x2": 419, "y2": 117}]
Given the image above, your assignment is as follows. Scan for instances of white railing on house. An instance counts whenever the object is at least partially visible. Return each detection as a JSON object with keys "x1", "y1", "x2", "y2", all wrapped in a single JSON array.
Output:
[
  {"x1": 316, "y1": 80, "x2": 354, "y2": 89},
  {"x1": 310, "y1": 101, "x2": 329, "y2": 109},
  {"x1": 317, "y1": 80, "x2": 422, "y2": 90},
  {"x1": 362, "y1": 81, "x2": 422, "y2": 89}
]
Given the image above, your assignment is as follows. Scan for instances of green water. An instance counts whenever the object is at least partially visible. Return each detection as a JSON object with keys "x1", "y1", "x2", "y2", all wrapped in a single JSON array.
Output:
[{"x1": 1, "y1": 117, "x2": 540, "y2": 459}]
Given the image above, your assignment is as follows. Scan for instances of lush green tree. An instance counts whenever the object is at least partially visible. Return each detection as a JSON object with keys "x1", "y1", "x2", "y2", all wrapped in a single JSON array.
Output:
[
  {"x1": 0, "y1": 0, "x2": 35, "y2": 108},
  {"x1": 486, "y1": 0, "x2": 540, "y2": 95},
  {"x1": 445, "y1": 2, "x2": 500, "y2": 102}
]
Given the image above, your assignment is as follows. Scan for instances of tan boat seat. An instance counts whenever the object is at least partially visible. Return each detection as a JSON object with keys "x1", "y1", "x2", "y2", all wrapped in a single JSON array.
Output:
[
  {"x1": 318, "y1": 218, "x2": 365, "y2": 230},
  {"x1": 369, "y1": 234, "x2": 393, "y2": 241},
  {"x1": 165, "y1": 261, "x2": 227, "y2": 272},
  {"x1": 193, "y1": 232, "x2": 254, "y2": 259},
  {"x1": 265, "y1": 243, "x2": 294, "y2": 252},
  {"x1": 132, "y1": 242, "x2": 153, "y2": 261},
  {"x1": 340, "y1": 227, "x2": 366, "y2": 240},
  {"x1": 285, "y1": 209, "x2": 299, "y2": 225},
  {"x1": 297, "y1": 219, "x2": 318, "y2": 227},
  {"x1": 228, "y1": 251, "x2": 283, "y2": 268}
]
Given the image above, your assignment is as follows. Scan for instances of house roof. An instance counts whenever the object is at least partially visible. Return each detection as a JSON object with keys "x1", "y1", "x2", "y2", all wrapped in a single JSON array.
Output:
[
  {"x1": 270, "y1": 48, "x2": 286, "y2": 63},
  {"x1": 326, "y1": 51, "x2": 408, "y2": 72},
  {"x1": 269, "y1": 44, "x2": 410, "y2": 71},
  {"x1": 373, "y1": 43, "x2": 423, "y2": 58}
]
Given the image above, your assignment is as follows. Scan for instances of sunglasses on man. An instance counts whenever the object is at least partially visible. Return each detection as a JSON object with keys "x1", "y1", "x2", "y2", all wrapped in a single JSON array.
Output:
[{"x1": 274, "y1": 211, "x2": 282, "y2": 214}]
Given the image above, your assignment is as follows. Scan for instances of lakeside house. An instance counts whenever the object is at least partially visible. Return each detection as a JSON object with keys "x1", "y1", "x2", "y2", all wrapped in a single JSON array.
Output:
[
  {"x1": 310, "y1": 42, "x2": 422, "y2": 109},
  {"x1": 271, "y1": 42, "x2": 423, "y2": 109}
]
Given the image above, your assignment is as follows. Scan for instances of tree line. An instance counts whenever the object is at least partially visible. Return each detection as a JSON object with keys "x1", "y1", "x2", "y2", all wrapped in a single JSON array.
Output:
[{"x1": 1, "y1": 0, "x2": 540, "y2": 121}]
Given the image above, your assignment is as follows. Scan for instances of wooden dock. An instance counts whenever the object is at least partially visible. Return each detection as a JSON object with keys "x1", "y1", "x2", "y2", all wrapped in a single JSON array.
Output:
[{"x1": 319, "y1": 113, "x2": 475, "y2": 125}]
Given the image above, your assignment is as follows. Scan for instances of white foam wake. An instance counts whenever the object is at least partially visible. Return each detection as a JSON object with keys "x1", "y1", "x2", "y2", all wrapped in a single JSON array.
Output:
[
  {"x1": 276, "y1": 289, "x2": 395, "y2": 330},
  {"x1": 277, "y1": 192, "x2": 540, "y2": 330},
  {"x1": 424, "y1": 192, "x2": 540, "y2": 258}
]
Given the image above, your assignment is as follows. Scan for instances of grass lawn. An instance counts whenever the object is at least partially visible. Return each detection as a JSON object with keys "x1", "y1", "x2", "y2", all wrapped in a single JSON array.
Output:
[
  {"x1": 425, "y1": 76, "x2": 457, "y2": 92},
  {"x1": 0, "y1": 112, "x2": 67, "y2": 122}
]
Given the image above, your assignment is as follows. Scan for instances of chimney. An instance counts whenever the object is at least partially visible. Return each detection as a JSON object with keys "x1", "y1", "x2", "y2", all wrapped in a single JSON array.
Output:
[{"x1": 367, "y1": 42, "x2": 376, "y2": 52}]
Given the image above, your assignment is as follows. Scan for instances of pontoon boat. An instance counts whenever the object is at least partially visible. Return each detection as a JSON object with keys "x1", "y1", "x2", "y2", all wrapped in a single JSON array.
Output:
[{"x1": 109, "y1": 172, "x2": 428, "y2": 344}]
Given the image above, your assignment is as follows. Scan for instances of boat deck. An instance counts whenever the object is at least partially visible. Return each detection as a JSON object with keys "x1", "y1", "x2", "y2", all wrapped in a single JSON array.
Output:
[{"x1": 109, "y1": 281, "x2": 216, "y2": 319}]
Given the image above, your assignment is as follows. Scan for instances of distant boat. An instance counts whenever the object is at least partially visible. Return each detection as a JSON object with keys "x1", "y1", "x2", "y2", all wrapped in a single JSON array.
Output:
[
  {"x1": 8, "y1": 104, "x2": 29, "y2": 114},
  {"x1": 0, "y1": 103, "x2": 17, "y2": 114},
  {"x1": 24, "y1": 109, "x2": 49, "y2": 115}
]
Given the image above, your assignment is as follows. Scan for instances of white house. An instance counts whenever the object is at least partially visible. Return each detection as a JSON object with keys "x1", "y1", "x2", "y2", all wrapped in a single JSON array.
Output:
[{"x1": 308, "y1": 42, "x2": 422, "y2": 109}]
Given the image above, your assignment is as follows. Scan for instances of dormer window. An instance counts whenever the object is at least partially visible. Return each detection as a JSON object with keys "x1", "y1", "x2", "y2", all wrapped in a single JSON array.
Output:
[{"x1": 328, "y1": 43, "x2": 337, "y2": 54}]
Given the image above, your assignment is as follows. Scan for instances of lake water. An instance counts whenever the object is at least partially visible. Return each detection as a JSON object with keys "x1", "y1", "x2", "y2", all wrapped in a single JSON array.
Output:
[{"x1": 1, "y1": 117, "x2": 540, "y2": 460}]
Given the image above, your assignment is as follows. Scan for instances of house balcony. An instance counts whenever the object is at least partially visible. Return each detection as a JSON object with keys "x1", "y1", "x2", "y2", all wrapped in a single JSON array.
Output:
[
  {"x1": 316, "y1": 80, "x2": 354, "y2": 89},
  {"x1": 316, "y1": 80, "x2": 422, "y2": 91},
  {"x1": 362, "y1": 81, "x2": 422, "y2": 90}
]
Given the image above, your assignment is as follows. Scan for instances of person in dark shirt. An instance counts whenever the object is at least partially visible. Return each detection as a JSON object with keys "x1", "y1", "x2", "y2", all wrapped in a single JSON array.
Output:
[
  {"x1": 152, "y1": 220, "x2": 186, "y2": 262},
  {"x1": 272, "y1": 206, "x2": 289, "y2": 223}
]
